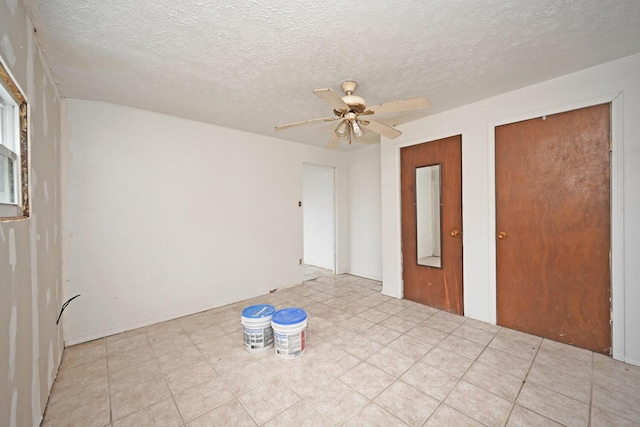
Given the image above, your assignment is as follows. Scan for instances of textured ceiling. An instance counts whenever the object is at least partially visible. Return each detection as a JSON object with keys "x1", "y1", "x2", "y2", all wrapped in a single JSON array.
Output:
[{"x1": 22, "y1": 0, "x2": 640, "y2": 150}]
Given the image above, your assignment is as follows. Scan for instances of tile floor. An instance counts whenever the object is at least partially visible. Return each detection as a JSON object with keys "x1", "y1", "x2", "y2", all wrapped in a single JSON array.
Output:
[
  {"x1": 303, "y1": 264, "x2": 334, "y2": 282},
  {"x1": 42, "y1": 274, "x2": 640, "y2": 426}
]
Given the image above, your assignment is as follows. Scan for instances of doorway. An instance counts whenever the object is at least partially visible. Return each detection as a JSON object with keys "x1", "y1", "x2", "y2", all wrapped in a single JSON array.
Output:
[
  {"x1": 302, "y1": 163, "x2": 335, "y2": 280},
  {"x1": 401, "y1": 135, "x2": 463, "y2": 314},
  {"x1": 495, "y1": 103, "x2": 611, "y2": 354}
]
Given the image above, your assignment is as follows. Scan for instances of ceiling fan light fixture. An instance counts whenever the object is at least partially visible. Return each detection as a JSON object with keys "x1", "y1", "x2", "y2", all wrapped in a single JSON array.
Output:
[
  {"x1": 351, "y1": 120, "x2": 364, "y2": 138},
  {"x1": 335, "y1": 120, "x2": 349, "y2": 137}
]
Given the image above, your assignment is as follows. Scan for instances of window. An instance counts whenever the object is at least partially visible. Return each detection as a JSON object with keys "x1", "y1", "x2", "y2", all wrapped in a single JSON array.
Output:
[{"x1": 0, "y1": 56, "x2": 28, "y2": 219}]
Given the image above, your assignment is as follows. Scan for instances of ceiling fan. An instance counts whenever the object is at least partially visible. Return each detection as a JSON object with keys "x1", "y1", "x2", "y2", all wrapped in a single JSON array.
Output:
[{"x1": 275, "y1": 81, "x2": 430, "y2": 148}]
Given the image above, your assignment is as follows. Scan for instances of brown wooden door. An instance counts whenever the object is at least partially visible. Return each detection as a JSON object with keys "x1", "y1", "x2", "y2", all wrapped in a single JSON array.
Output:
[
  {"x1": 401, "y1": 135, "x2": 463, "y2": 314},
  {"x1": 495, "y1": 103, "x2": 611, "y2": 354}
]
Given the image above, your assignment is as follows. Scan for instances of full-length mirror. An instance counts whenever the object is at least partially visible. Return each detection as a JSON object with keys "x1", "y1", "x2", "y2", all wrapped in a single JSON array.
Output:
[{"x1": 416, "y1": 164, "x2": 442, "y2": 268}]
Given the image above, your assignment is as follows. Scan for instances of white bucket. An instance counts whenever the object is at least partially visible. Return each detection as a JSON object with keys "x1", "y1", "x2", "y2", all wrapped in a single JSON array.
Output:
[
  {"x1": 271, "y1": 308, "x2": 308, "y2": 359},
  {"x1": 241, "y1": 304, "x2": 276, "y2": 353}
]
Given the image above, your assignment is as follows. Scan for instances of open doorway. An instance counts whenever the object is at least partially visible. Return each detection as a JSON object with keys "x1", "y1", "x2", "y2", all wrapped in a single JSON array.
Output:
[{"x1": 302, "y1": 163, "x2": 335, "y2": 281}]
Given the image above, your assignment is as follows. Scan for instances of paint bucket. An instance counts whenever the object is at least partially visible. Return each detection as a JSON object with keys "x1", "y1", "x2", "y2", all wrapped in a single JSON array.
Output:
[
  {"x1": 271, "y1": 308, "x2": 308, "y2": 359},
  {"x1": 241, "y1": 304, "x2": 276, "y2": 353}
]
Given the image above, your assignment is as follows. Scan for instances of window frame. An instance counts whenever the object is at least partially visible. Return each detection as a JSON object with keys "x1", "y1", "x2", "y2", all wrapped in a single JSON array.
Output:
[{"x1": 0, "y1": 55, "x2": 29, "y2": 219}]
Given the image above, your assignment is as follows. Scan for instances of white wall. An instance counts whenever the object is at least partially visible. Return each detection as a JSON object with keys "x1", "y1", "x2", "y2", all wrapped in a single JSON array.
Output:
[
  {"x1": 302, "y1": 163, "x2": 335, "y2": 270},
  {"x1": 381, "y1": 53, "x2": 640, "y2": 365},
  {"x1": 61, "y1": 100, "x2": 348, "y2": 344},
  {"x1": 1, "y1": 3, "x2": 64, "y2": 426},
  {"x1": 348, "y1": 144, "x2": 382, "y2": 280}
]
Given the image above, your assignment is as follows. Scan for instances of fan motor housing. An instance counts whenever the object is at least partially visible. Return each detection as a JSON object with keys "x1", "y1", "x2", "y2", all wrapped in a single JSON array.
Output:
[{"x1": 340, "y1": 94, "x2": 366, "y2": 114}]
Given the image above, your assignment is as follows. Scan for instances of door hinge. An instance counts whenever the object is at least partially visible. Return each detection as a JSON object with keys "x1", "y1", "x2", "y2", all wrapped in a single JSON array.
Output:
[
  {"x1": 299, "y1": 258, "x2": 303, "y2": 265},
  {"x1": 298, "y1": 201, "x2": 302, "y2": 207}
]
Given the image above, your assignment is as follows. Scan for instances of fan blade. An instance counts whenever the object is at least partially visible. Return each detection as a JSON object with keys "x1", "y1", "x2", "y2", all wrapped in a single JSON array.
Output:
[
  {"x1": 326, "y1": 132, "x2": 341, "y2": 149},
  {"x1": 313, "y1": 88, "x2": 350, "y2": 112},
  {"x1": 355, "y1": 129, "x2": 381, "y2": 144},
  {"x1": 361, "y1": 119, "x2": 402, "y2": 139},
  {"x1": 364, "y1": 97, "x2": 430, "y2": 116},
  {"x1": 275, "y1": 116, "x2": 338, "y2": 131}
]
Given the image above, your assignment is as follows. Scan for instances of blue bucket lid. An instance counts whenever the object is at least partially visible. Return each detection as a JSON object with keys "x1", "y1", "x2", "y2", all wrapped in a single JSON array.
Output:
[
  {"x1": 242, "y1": 304, "x2": 275, "y2": 319},
  {"x1": 272, "y1": 308, "x2": 307, "y2": 325}
]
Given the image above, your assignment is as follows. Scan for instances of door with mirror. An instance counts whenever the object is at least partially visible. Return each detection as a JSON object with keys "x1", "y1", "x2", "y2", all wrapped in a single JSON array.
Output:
[{"x1": 401, "y1": 135, "x2": 463, "y2": 314}]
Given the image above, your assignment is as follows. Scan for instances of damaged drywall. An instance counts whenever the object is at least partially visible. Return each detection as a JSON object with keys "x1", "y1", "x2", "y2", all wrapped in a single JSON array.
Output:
[{"x1": 1, "y1": 1, "x2": 64, "y2": 426}]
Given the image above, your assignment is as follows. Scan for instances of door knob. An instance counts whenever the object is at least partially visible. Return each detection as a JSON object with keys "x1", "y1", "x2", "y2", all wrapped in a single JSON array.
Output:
[
  {"x1": 450, "y1": 229, "x2": 462, "y2": 237},
  {"x1": 497, "y1": 231, "x2": 507, "y2": 239}
]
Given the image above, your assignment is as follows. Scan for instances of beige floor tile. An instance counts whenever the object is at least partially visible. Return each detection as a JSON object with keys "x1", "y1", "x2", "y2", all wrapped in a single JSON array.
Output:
[
  {"x1": 375, "y1": 380, "x2": 439, "y2": 426},
  {"x1": 379, "y1": 316, "x2": 418, "y2": 334},
  {"x1": 44, "y1": 376, "x2": 109, "y2": 417},
  {"x1": 150, "y1": 334, "x2": 197, "y2": 359},
  {"x1": 462, "y1": 318, "x2": 502, "y2": 334},
  {"x1": 174, "y1": 376, "x2": 235, "y2": 421},
  {"x1": 590, "y1": 406, "x2": 640, "y2": 427},
  {"x1": 424, "y1": 404, "x2": 484, "y2": 426},
  {"x1": 43, "y1": 275, "x2": 640, "y2": 427},
  {"x1": 337, "y1": 333, "x2": 383, "y2": 359},
  {"x1": 375, "y1": 301, "x2": 406, "y2": 316},
  {"x1": 306, "y1": 291, "x2": 333, "y2": 302},
  {"x1": 108, "y1": 359, "x2": 162, "y2": 395},
  {"x1": 367, "y1": 346, "x2": 416, "y2": 378},
  {"x1": 112, "y1": 398, "x2": 182, "y2": 427},
  {"x1": 437, "y1": 335, "x2": 485, "y2": 360},
  {"x1": 593, "y1": 354, "x2": 640, "y2": 398},
  {"x1": 476, "y1": 347, "x2": 532, "y2": 378},
  {"x1": 517, "y1": 382, "x2": 589, "y2": 427},
  {"x1": 506, "y1": 404, "x2": 563, "y2": 426},
  {"x1": 216, "y1": 359, "x2": 275, "y2": 396},
  {"x1": 61, "y1": 339, "x2": 106, "y2": 367},
  {"x1": 488, "y1": 333, "x2": 540, "y2": 360},
  {"x1": 110, "y1": 376, "x2": 171, "y2": 421},
  {"x1": 342, "y1": 315, "x2": 376, "y2": 332},
  {"x1": 497, "y1": 328, "x2": 543, "y2": 347},
  {"x1": 396, "y1": 308, "x2": 438, "y2": 324},
  {"x1": 219, "y1": 317, "x2": 243, "y2": 333},
  {"x1": 164, "y1": 359, "x2": 218, "y2": 394},
  {"x1": 445, "y1": 381, "x2": 513, "y2": 426},
  {"x1": 304, "y1": 379, "x2": 369, "y2": 425},
  {"x1": 339, "y1": 362, "x2": 395, "y2": 399},
  {"x1": 541, "y1": 338, "x2": 592, "y2": 362},
  {"x1": 401, "y1": 361, "x2": 458, "y2": 400},
  {"x1": 42, "y1": 396, "x2": 110, "y2": 427},
  {"x1": 157, "y1": 345, "x2": 206, "y2": 373},
  {"x1": 422, "y1": 316, "x2": 462, "y2": 334},
  {"x1": 341, "y1": 302, "x2": 370, "y2": 316},
  {"x1": 273, "y1": 362, "x2": 333, "y2": 398},
  {"x1": 463, "y1": 362, "x2": 523, "y2": 401},
  {"x1": 357, "y1": 307, "x2": 392, "y2": 323},
  {"x1": 342, "y1": 403, "x2": 407, "y2": 426},
  {"x1": 404, "y1": 324, "x2": 449, "y2": 346},
  {"x1": 239, "y1": 377, "x2": 301, "y2": 425},
  {"x1": 362, "y1": 324, "x2": 403, "y2": 345},
  {"x1": 386, "y1": 334, "x2": 434, "y2": 361},
  {"x1": 421, "y1": 347, "x2": 473, "y2": 378},
  {"x1": 322, "y1": 325, "x2": 357, "y2": 346},
  {"x1": 106, "y1": 332, "x2": 149, "y2": 355},
  {"x1": 451, "y1": 323, "x2": 497, "y2": 346},
  {"x1": 107, "y1": 345, "x2": 155, "y2": 373},
  {"x1": 54, "y1": 358, "x2": 107, "y2": 389},
  {"x1": 527, "y1": 361, "x2": 591, "y2": 403},
  {"x1": 534, "y1": 346, "x2": 592, "y2": 381},
  {"x1": 208, "y1": 346, "x2": 256, "y2": 375},
  {"x1": 195, "y1": 333, "x2": 240, "y2": 359},
  {"x1": 188, "y1": 399, "x2": 256, "y2": 426},
  {"x1": 310, "y1": 345, "x2": 360, "y2": 377},
  {"x1": 592, "y1": 382, "x2": 640, "y2": 423},
  {"x1": 358, "y1": 293, "x2": 390, "y2": 307}
]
